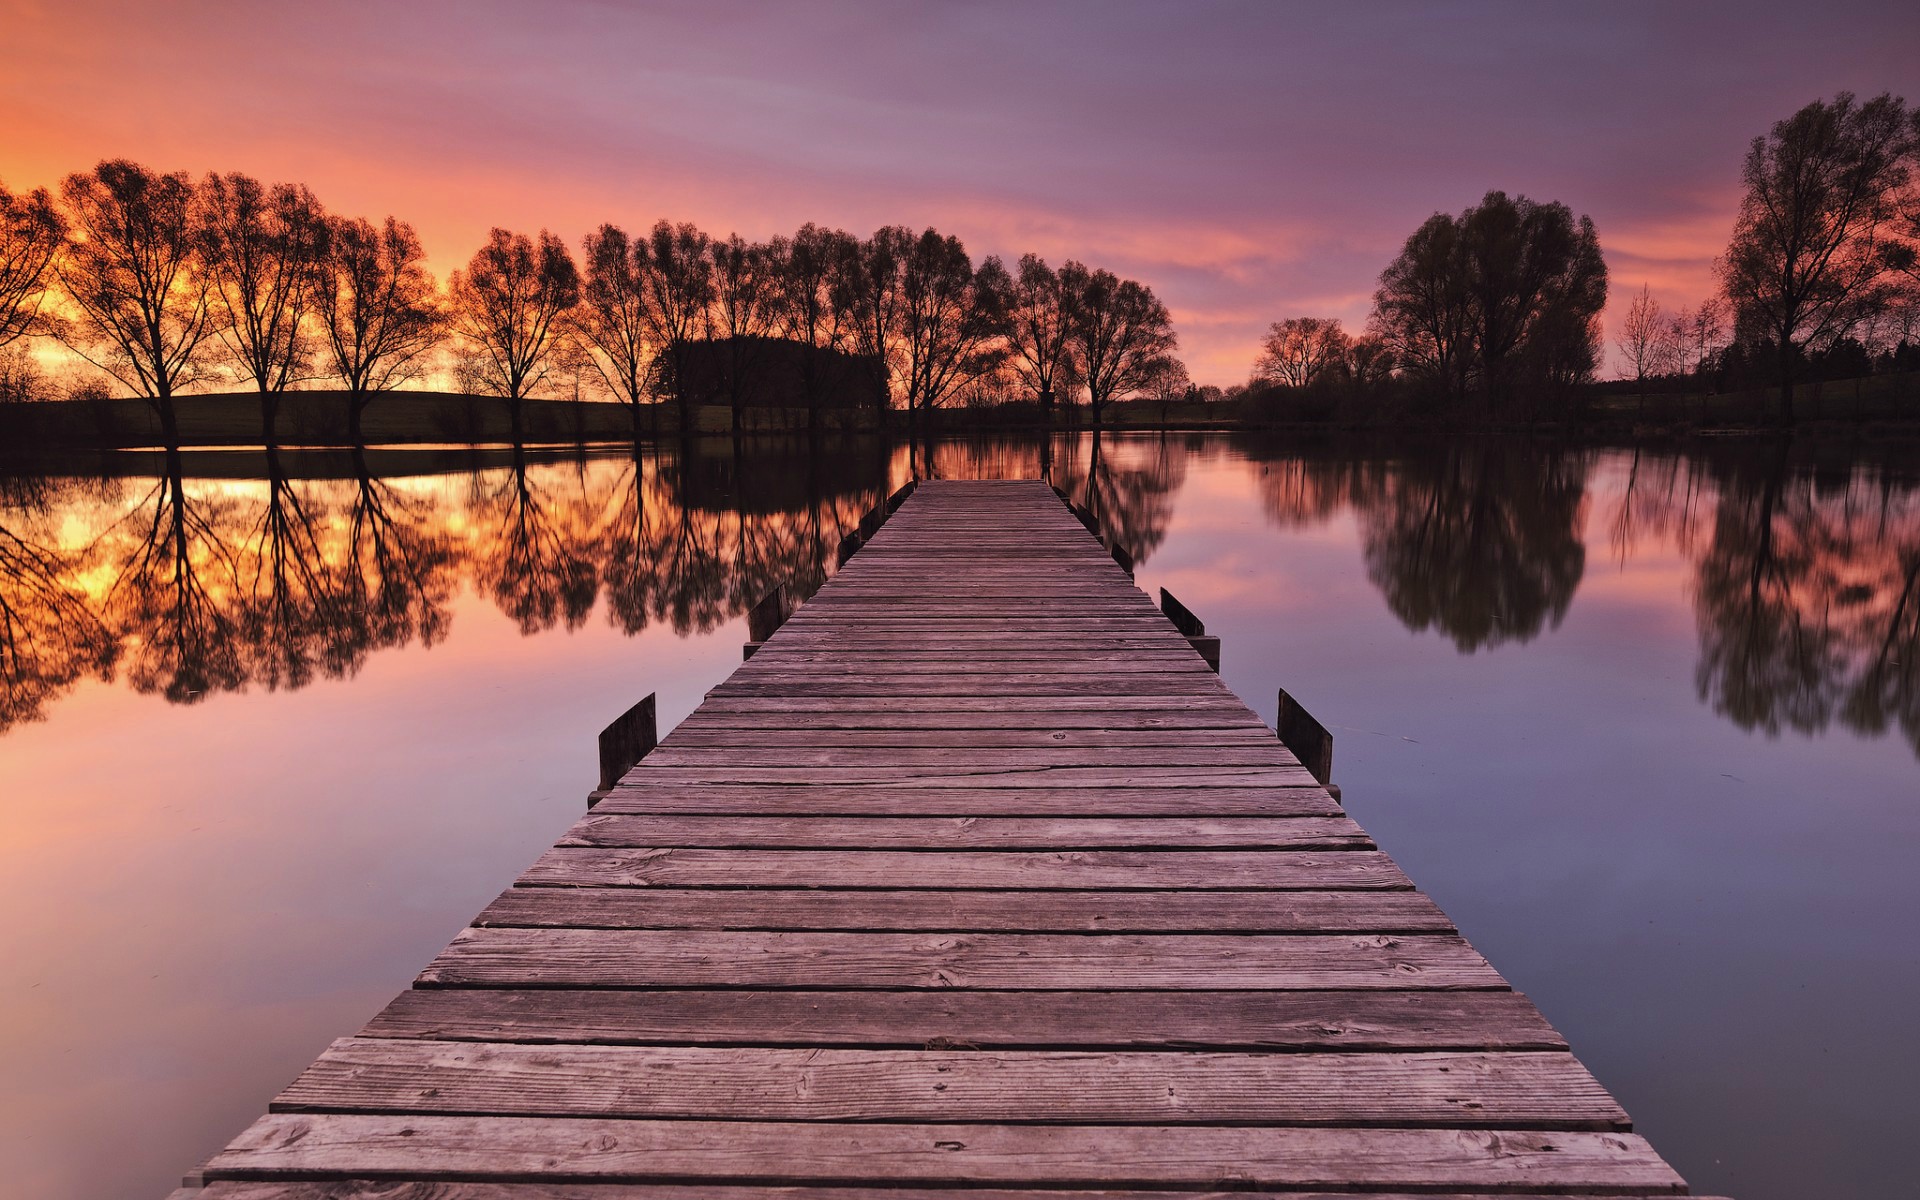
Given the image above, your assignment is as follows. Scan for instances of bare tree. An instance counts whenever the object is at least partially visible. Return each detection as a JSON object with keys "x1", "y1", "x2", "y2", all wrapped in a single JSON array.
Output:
[
  {"x1": 311, "y1": 215, "x2": 443, "y2": 444},
  {"x1": 1061, "y1": 261, "x2": 1177, "y2": 424},
  {"x1": 1616, "y1": 284, "x2": 1681, "y2": 398},
  {"x1": 634, "y1": 220, "x2": 713, "y2": 434},
  {"x1": 768, "y1": 223, "x2": 859, "y2": 433},
  {"x1": 707, "y1": 233, "x2": 778, "y2": 441},
  {"x1": 448, "y1": 228, "x2": 580, "y2": 438},
  {"x1": 1146, "y1": 356, "x2": 1191, "y2": 424},
  {"x1": 55, "y1": 160, "x2": 217, "y2": 441},
  {"x1": 576, "y1": 223, "x2": 654, "y2": 438},
  {"x1": 1370, "y1": 213, "x2": 1474, "y2": 404},
  {"x1": 840, "y1": 226, "x2": 913, "y2": 424},
  {"x1": 1255, "y1": 317, "x2": 1352, "y2": 387},
  {"x1": 897, "y1": 229, "x2": 1010, "y2": 417},
  {"x1": 1006, "y1": 253, "x2": 1071, "y2": 422},
  {"x1": 196, "y1": 173, "x2": 328, "y2": 441},
  {"x1": 0, "y1": 180, "x2": 65, "y2": 350},
  {"x1": 1720, "y1": 91, "x2": 1916, "y2": 422}
]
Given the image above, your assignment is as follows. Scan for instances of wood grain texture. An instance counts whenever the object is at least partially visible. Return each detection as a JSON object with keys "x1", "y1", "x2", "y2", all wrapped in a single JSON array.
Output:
[
  {"x1": 278, "y1": 1040, "x2": 1627, "y2": 1128},
  {"x1": 471, "y1": 887, "x2": 1444, "y2": 932},
  {"x1": 417, "y1": 929, "x2": 1500, "y2": 990},
  {"x1": 361, "y1": 988, "x2": 1562, "y2": 1051},
  {"x1": 556, "y1": 815, "x2": 1368, "y2": 849},
  {"x1": 193, "y1": 1186, "x2": 1723, "y2": 1200},
  {"x1": 203, "y1": 1115, "x2": 1686, "y2": 1191}
]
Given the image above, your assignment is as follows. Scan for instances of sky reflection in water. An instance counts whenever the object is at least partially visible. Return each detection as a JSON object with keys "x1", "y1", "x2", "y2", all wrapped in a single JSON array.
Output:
[{"x1": 0, "y1": 433, "x2": 1915, "y2": 1200}]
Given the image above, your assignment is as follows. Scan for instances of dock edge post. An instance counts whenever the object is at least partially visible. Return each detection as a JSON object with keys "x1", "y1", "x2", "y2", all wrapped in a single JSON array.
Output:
[
  {"x1": 1276, "y1": 686, "x2": 1335, "y2": 794},
  {"x1": 589, "y1": 692, "x2": 657, "y2": 806},
  {"x1": 1159, "y1": 588, "x2": 1221, "y2": 672}
]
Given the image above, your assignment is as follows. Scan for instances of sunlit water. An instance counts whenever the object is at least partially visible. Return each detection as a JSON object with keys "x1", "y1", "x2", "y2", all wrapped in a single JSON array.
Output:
[{"x1": 1, "y1": 433, "x2": 1914, "y2": 1199}]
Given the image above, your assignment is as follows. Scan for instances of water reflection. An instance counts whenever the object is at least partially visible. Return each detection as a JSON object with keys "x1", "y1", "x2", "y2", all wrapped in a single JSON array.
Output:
[
  {"x1": 0, "y1": 437, "x2": 885, "y2": 735},
  {"x1": 2, "y1": 432, "x2": 1918, "y2": 757}
]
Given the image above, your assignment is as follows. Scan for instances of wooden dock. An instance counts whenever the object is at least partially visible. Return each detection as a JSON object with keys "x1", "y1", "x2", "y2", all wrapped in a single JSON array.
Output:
[{"x1": 175, "y1": 479, "x2": 1712, "y2": 1199}]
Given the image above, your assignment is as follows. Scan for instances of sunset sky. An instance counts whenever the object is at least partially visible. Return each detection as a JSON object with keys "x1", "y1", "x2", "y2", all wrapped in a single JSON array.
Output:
[{"x1": 4, "y1": 0, "x2": 1918, "y2": 384}]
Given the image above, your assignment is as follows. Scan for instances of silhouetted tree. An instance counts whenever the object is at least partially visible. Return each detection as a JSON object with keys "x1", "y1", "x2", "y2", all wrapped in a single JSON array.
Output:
[
  {"x1": 448, "y1": 228, "x2": 580, "y2": 439},
  {"x1": 897, "y1": 229, "x2": 1010, "y2": 418},
  {"x1": 768, "y1": 223, "x2": 860, "y2": 433},
  {"x1": 473, "y1": 445, "x2": 598, "y2": 632},
  {"x1": 1007, "y1": 254, "x2": 1071, "y2": 422},
  {"x1": 196, "y1": 173, "x2": 328, "y2": 441},
  {"x1": 1720, "y1": 92, "x2": 1916, "y2": 423},
  {"x1": 707, "y1": 233, "x2": 778, "y2": 441},
  {"x1": 55, "y1": 160, "x2": 217, "y2": 441},
  {"x1": 1255, "y1": 317, "x2": 1351, "y2": 387},
  {"x1": 634, "y1": 220, "x2": 714, "y2": 433},
  {"x1": 0, "y1": 180, "x2": 65, "y2": 350},
  {"x1": 576, "y1": 223, "x2": 655, "y2": 437},
  {"x1": 1617, "y1": 284, "x2": 1682, "y2": 400},
  {"x1": 1372, "y1": 191, "x2": 1606, "y2": 416},
  {"x1": 310, "y1": 215, "x2": 443, "y2": 443},
  {"x1": 339, "y1": 446, "x2": 456, "y2": 654},
  {"x1": 1061, "y1": 261, "x2": 1177, "y2": 424},
  {"x1": 843, "y1": 226, "x2": 913, "y2": 423},
  {"x1": 240, "y1": 446, "x2": 350, "y2": 690}
]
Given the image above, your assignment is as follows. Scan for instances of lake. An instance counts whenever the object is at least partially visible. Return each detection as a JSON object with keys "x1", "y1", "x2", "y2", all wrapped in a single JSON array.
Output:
[{"x1": 1, "y1": 431, "x2": 1915, "y2": 1199}]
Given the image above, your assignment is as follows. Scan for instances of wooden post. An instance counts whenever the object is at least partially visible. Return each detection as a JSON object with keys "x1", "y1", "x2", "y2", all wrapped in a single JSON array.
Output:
[
  {"x1": 1108, "y1": 538, "x2": 1135, "y2": 577},
  {"x1": 746, "y1": 585, "x2": 791, "y2": 654},
  {"x1": 835, "y1": 530, "x2": 863, "y2": 567},
  {"x1": 1160, "y1": 588, "x2": 1220, "y2": 671},
  {"x1": 858, "y1": 503, "x2": 886, "y2": 540},
  {"x1": 590, "y1": 692, "x2": 657, "y2": 806},
  {"x1": 1276, "y1": 686, "x2": 1334, "y2": 790},
  {"x1": 886, "y1": 480, "x2": 917, "y2": 512}
]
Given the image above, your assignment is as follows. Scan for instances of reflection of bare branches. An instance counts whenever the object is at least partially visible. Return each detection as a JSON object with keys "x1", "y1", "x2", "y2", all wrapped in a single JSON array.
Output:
[
  {"x1": 102, "y1": 462, "x2": 246, "y2": 703},
  {"x1": 1050, "y1": 431, "x2": 1186, "y2": 565},
  {"x1": 340, "y1": 453, "x2": 457, "y2": 657},
  {"x1": 0, "y1": 492, "x2": 117, "y2": 730},
  {"x1": 473, "y1": 449, "x2": 599, "y2": 634},
  {"x1": 240, "y1": 452, "x2": 350, "y2": 690}
]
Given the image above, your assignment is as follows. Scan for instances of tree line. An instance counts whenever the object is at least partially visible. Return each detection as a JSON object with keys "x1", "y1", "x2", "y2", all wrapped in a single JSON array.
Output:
[
  {"x1": 1248, "y1": 90, "x2": 1920, "y2": 425},
  {"x1": 0, "y1": 160, "x2": 1183, "y2": 443}
]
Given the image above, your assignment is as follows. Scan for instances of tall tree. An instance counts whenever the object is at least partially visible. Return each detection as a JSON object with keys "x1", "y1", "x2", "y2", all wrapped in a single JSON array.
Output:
[
  {"x1": 840, "y1": 226, "x2": 913, "y2": 423},
  {"x1": 707, "y1": 233, "x2": 778, "y2": 441},
  {"x1": 576, "y1": 223, "x2": 655, "y2": 438},
  {"x1": 897, "y1": 229, "x2": 1011, "y2": 417},
  {"x1": 55, "y1": 160, "x2": 217, "y2": 441},
  {"x1": 195, "y1": 173, "x2": 328, "y2": 441},
  {"x1": 311, "y1": 215, "x2": 443, "y2": 444},
  {"x1": 1459, "y1": 191, "x2": 1607, "y2": 412},
  {"x1": 448, "y1": 227, "x2": 580, "y2": 438},
  {"x1": 0, "y1": 180, "x2": 65, "y2": 350},
  {"x1": 1720, "y1": 91, "x2": 1916, "y2": 423},
  {"x1": 1255, "y1": 317, "x2": 1351, "y2": 387},
  {"x1": 1006, "y1": 253, "x2": 1071, "y2": 422},
  {"x1": 769, "y1": 223, "x2": 860, "y2": 433},
  {"x1": 634, "y1": 220, "x2": 713, "y2": 433},
  {"x1": 1061, "y1": 261, "x2": 1176, "y2": 424},
  {"x1": 1371, "y1": 192, "x2": 1606, "y2": 414}
]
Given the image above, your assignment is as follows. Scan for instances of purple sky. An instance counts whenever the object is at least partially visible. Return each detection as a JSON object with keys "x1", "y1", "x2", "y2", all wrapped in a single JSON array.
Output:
[{"x1": 5, "y1": 0, "x2": 1918, "y2": 382}]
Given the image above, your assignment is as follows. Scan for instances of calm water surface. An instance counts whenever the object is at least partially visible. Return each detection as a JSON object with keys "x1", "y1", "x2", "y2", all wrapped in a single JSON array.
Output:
[{"x1": 1, "y1": 433, "x2": 1914, "y2": 1200}]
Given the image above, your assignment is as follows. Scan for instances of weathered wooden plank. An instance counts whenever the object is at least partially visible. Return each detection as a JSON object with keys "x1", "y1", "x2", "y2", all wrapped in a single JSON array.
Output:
[
  {"x1": 659, "y1": 727, "x2": 1285, "y2": 748},
  {"x1": 587, "y1": 786, "x2": 1342, "y2": 816},
  {"x1": 638, "y1": 747, "x2": 1300, "y2": 770},
  {"x1": 280, "y1": 1040, "x2": 1627, "y2": 1129},
  {"x1": 419, "y1": 929, "x2": 1498, "y2": 990},
  {"x1": 557, "y1": 816, "x2": 1365, "y2": 850},
  {"x1": 193, "y1": 1186, "x2": 1721, "y2": 1200},
  {"x1": 473, "y1": 887, "x2": 1445, "y2": 932},
  {"x1": 204, "y1": 1115, "x2": 1686, "y2": 1191},
  {"x1": 623, "y1": 766, "x2": 1318, "y2": 787},
  {"x1": 362, "y1": 988, "x2": 1559, "y2": 1051},
  {"x1": 519, "y1": 848, "x2": 1404, "y2": 890}
]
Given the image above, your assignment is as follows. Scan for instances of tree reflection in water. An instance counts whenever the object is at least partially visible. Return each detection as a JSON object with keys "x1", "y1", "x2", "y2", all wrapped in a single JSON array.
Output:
[{"x1": 1, "y1": 435, "x2": 1917, "y2": 758}]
